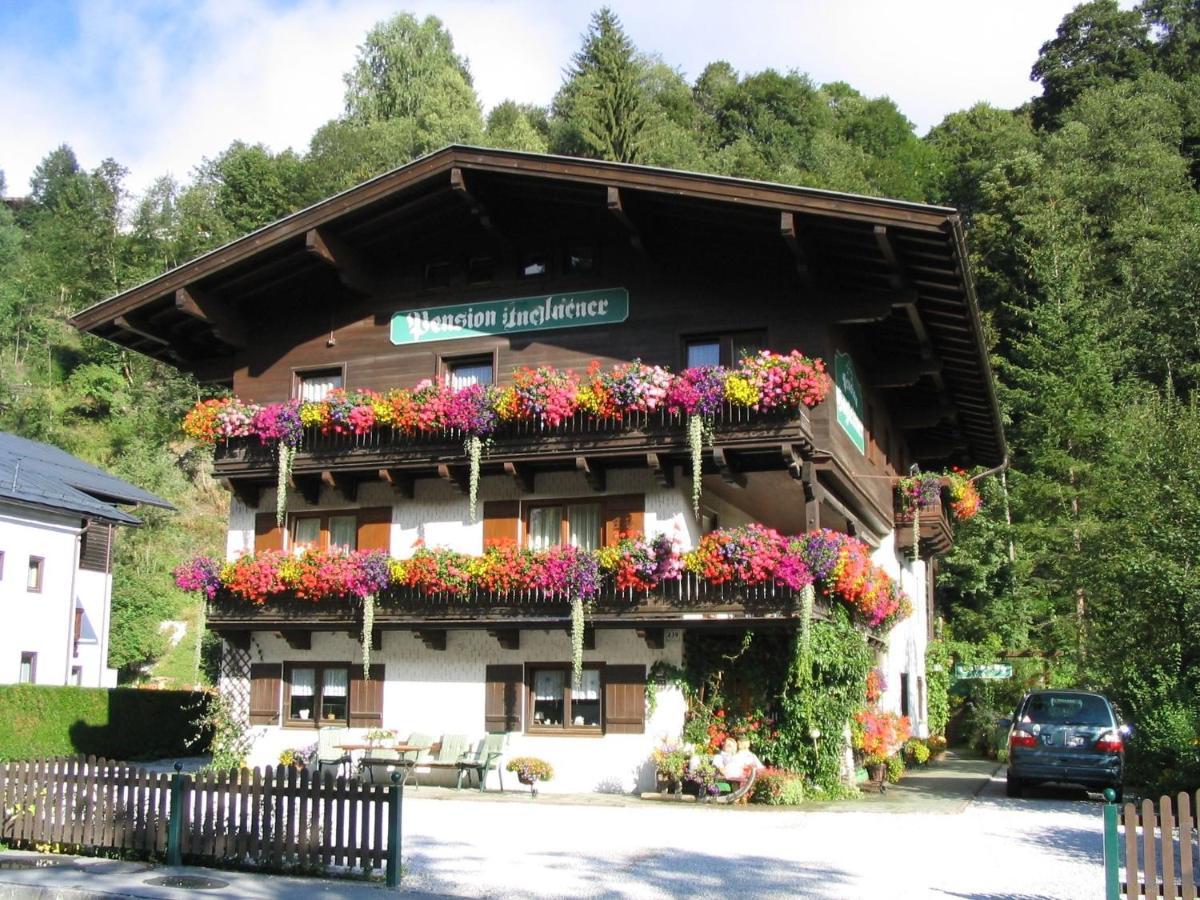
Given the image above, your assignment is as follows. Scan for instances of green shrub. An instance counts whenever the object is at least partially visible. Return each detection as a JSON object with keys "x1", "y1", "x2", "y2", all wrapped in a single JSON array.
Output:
[
  {"x1": 0, "y1": 685, "x2": 208, "y2": 761},
  {"x1": 904, "y1": 738, "x2": 931, "y2": 765},
  {"x1": 885, "y1": 754, "x2": 905, "y2": 784},
  {"x1": 750, "y1": 768, "x2": 804, "y2": 805}
]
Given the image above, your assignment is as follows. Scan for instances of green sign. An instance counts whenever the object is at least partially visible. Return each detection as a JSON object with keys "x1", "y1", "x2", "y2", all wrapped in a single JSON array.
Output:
[
  {"x1": 835, "y1": 352, "x2": 865, "y2": 454},
  {"x1": 953, "y1": 663, "x2": 1013, "y2": 680},
  {"x1": 390, "y1": 287, "x2": 629, "y2": 345}
]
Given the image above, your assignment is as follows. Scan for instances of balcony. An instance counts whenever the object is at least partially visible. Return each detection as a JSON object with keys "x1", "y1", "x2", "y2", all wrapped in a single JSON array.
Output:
[
  {"x1": 206, "y1": 571, "x2": 884, "y2": 648},
  {"x1": 893, "y1": 492, "x2": 954, "y2": 557},
  {"x1": 211, "y1": 405, "x2": 815, "y2": 502}
]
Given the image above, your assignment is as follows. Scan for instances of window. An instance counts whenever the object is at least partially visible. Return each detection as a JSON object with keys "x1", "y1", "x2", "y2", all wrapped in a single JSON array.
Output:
[
  {"x1": 521, "y1": 251, "x2": 548, "y2": 278},
  {"x1": 73, "y1": 607, "x2": 84, "y2": 658},
  {"x1": 295, "y1": 367, "x2": 343, "y2": 403},
  {"x1": 683, "y1": 331, "x2": 766, "y2": 368},
  {"x1": 528, "y1": 665, "x2": 602, "y2": 732},
  {"x1": 442, "y1": 354, "x2": 494, "y2": 389},
  {"x1": 467, "y1": 256, "x2": 495, "y2": 284},
  {"x1": 699, "y1": 507, "x2": 720, "y2": 535},
  {"x1": 284, "y1": 663, "x2": 349, "y2": 726},
  {"x1": 291, "y1": 512, "x2": 357, "y2": 553},
  {"x1": 18, "y1": 652, "x2": 35, "y2": 684},
  {"x1": 526, "y1": 501, "x2": 601, "y2": 551},
  {"x1": 424, "y1": 260, "x2": 451, "y2": 288},
  {"x1": 565, "y1": 242, "x2": 596, "y2": 275},
  {"x1": 27, "y1": 557, "x2": 43, "y2": 592}
]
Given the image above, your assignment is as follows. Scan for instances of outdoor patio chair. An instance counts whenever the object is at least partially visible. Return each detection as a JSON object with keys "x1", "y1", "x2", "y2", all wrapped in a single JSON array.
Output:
[
  {"x1": 316, "y1": 725, "x2": 351, "y2": 780},
  {"x1": 359, "y1": 748, "x2": 401, "y2": 785},
  {"x1": 420, "y1": 734, "x2": 471, "y2": 784},
  {"x1": 401, "y1": 732, "x2": 433, "y2": 788},
  {"x1": 455, "y1": 733, "x2": 507, "y2": 791}
]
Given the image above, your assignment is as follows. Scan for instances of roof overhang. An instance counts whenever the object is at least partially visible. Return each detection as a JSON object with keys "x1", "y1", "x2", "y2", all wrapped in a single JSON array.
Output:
[{"x1": 70, "y1": 145, "x2": 1006, "y2": 466}]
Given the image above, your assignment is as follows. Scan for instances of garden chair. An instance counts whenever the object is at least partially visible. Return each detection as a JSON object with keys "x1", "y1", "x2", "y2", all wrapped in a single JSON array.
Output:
[
  {"x1": 360, "y1": 748, "x2": 401, "y2": 785},
  {"x1": 316, "y1": 725, "x2": 351, "y2": 779},
  {"x1": 420, "y1": 734, "x2": 470, "y2": 784},
  {"x1": 455, "y1": 733, "x2": 507, "y2": 791},
  {"x1": 400, "y1": 732, "x2": 433, "y2": 788}
]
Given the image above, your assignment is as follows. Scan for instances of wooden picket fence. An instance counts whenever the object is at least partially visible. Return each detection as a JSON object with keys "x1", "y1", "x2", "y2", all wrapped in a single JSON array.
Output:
[
  {"x1": 1105, "y1": 791, "x2": 1200, "y2": 899},
  {"x1": 0, "y1": 756, "x2": 396, "y2": 873}
]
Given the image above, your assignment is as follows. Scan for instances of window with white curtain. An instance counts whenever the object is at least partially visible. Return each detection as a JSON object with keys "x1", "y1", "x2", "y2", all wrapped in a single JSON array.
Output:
[
  {"x1": 444, "y1": 356, "x2": 494, "y2": 390},
  {"x1": 686, "y1": 340, "x2": 721, "y2": 368},
  {"x1": 292, "y1": 517, "x2": 321, "y2": 553},
  {"x1": 328, "y1": 515, "x2": 357, "y2": 552},
  {"x1": 527, "y1": 666, "x2": 602, "y2": 733},
  {"x1": 289, "y1": 668, "x2": 316, "y2": 721},
  {"x1": 296, "y1": 368, "x2": 343, "y2": 403},
  {"x1": 527, "y1": 502, "x2": 601, "y2": 550},
  {"x1": 321, "y1": 668, "x2": 348, "y2": 721}
]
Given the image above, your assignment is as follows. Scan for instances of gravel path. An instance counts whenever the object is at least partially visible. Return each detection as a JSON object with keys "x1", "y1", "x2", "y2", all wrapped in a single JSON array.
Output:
[{"x1": 399, "y1": 768, "x2": 1105, "y2": 899}]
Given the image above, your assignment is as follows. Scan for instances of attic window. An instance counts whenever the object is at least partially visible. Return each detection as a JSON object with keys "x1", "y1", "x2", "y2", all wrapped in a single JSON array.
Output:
[
  {"x1": 522, "y1": 252, "x2": 548, "y2": 278},
  {"x1": 565, "y1": 242, "x2": 595, "y2": 274},
  {"x1": 425, "y1": 261, "x2": 452, "y2": 288}
]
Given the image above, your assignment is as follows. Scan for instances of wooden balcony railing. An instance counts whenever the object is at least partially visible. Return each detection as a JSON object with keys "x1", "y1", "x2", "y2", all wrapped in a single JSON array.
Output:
[
  {"x1": 894, "y1": 495, "x2": 955, "y2": 557},
  {"x1": 210, "y1": 404, "x2": 814, "y2": 482}
]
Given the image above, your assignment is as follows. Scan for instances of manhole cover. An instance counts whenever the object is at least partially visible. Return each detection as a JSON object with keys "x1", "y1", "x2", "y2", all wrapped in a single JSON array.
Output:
[
  {"x1": 144, "y1": 875, "x2": 229, "y2": 890},
  {"x1": 0, "y1": 857, "x2": 75, "y2": 869}
]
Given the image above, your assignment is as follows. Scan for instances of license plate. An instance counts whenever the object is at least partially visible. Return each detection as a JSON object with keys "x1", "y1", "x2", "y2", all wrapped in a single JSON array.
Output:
[{"x1": 1067, "y1": 735, "x2": 1087, "y2": 748}]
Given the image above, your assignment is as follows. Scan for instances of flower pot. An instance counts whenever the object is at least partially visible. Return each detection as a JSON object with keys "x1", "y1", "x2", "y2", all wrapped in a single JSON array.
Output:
[
  {"x1": 868, "y1": 763, "x2": 886, "y2": 783},
  {"x1": 518, "y1": 774, "x2": 539, "y2": 797}
]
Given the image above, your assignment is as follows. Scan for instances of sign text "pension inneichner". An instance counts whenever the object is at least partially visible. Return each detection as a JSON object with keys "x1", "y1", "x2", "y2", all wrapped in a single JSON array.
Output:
[{"x1": 389, "y1": 288, "x2": 629, "y2": 345}]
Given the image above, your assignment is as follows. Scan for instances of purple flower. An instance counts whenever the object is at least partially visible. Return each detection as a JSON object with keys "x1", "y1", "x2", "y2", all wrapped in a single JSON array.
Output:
[
  {"x1": 349, "y1": 551, "x2": 391, "y2": 597},
  {"x1": 174, "y1": 557, "x2": 221, "y2": 599},
  {"x1": 252, "y1": 402, "x2": 303, "y2": 447},
  {"x1": 667, "y1": 366, "x2": 728, "y2": 417},
  {"x1": 795, "y1": 530, "x2": 844, "y2": 582},
  {"x1": 444, "y1": 384, "x2": 498, "y2": 437}
]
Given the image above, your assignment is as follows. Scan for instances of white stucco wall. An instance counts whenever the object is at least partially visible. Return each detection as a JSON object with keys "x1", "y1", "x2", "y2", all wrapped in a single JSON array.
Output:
[
  {"x1": 872, "y1": 532, "x2": 929, "y2": 737},
  {"x1": 241, "y1": 627, "x2": 685, "y2": 794}
]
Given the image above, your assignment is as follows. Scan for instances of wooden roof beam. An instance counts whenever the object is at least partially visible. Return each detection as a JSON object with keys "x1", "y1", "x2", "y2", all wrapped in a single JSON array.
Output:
[
  {"x1": 218, "y1": 477, "x2": 260, "y2": 509},
  {"x1": 305, "y1": 227, "x2": 376, "y2": 296},
  {"x1": 378, "y1": 468, "x2": 414, "y2": 499},
  {"x1": 289, "y1": 473, "x2": 321, "y2": 506},
  {"x1": 575, "y1": 456, "x2": 606, "y2": 492},
  {"x1": 712, "y1": 447, "x2": 746, "y2": 487},
  {"x1": 607, "y1": 186, "x2": 645, "y2": 254},
  {"x1": 895, "y1": 403, "x2": 958, "y2": 431},
  {"x1": 504, "y1": 461, "x2": 535, "y2": 494},
  {"x1": 450, "y1": 167, "x2": 500, "y2": 238},
  {"x1": 779, "y1": 211, "x2": 817, "y2": 289},
  {"x1": 866, "y1": 357, "x2": 944, "y2": 389},
  {"x1": 321, "y1": 469, "x2": 359, "y2": 503},
  {"x1": 114, "y1": 313, "x2": 170, "y2": 347},
  {"x1": 831, "y1": 289, "x2": 919, "y2": 324},
  {"x1": 646, "y1": 452, "x2": 673, "y2": 488},
  {"x1": 174, "y1": 285, "x2": 247, "y2": 348},
  {"x1": 437, "y1": 463, "x2": 468, "y2": 494}
]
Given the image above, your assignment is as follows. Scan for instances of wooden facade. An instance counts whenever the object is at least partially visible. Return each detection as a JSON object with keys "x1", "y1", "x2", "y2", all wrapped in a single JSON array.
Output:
[{"x1": 71, "y1": 147, "x2": 1004, "y2": 560}]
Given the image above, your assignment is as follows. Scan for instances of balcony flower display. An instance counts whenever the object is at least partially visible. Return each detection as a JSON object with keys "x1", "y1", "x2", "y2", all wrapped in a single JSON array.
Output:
[
  {"x1": 180, "y1": 350, "x2": 833, "y2": 523},
  {"x1": 853, "y1": 708, "x2": 912, "y2": 767},
  {"x1": 178, "y1": 526, "x2": 911, "y2": 634},
  {"x1": 895, "y1": 468, "x2": 983, "y2": 562}
]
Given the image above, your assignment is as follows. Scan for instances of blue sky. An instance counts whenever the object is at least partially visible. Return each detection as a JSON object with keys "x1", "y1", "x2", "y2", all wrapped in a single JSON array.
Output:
[{"x1": 0, "y1": 0, "x2": 1105, "y2": 197}]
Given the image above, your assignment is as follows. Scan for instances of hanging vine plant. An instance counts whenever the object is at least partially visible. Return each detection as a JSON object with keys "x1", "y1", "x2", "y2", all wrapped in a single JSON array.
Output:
[
  {"x1": 570, "y1": 595, "x2": 586, "y2": 687},
  {"x1": 444, "y1": 384, "x2": 497, "y2": 523},
  {"x1": 247, "y1": 403, "x2": 304, "y2": 525},
  {"x1": 667, "y1": 366, "x2": 729, "y2": 518},
  {"x1": 361, "y1": 593, "x2": 375, "y2": 679}
]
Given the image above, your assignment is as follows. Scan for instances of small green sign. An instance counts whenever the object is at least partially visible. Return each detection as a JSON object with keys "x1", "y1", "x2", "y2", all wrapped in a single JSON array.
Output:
[
  {"x1": 835, "y1": 351, "x2": 865, "y2": 454},
  {"x1": 953, "y1": 663, "x2": 1013, "y2": 680},
  {"x1": 390, "y1": 288, "x2": 629, "y2": 345}
]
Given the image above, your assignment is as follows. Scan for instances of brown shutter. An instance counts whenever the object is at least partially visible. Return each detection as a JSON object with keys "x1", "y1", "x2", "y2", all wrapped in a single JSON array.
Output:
[
  {"x1": 482, "y1": 500, "x2": 521, "y2": 548},
  {"x1": 349, "y1": 664, "x2": 385, "y2": 727},
  {"x1": 603, "y1": 494, "x2": 645, "y2": 545},
  {"x1": 79, "y1": 521, "x2": 113, "y2": 572},
  {"x1": 254, "y1": 513, "x2": 284, "y2": 553},
  {"x1": 249, "y1": 663, "x2": 282, "y2": 725},
  {"x1": 484, "y1": 664, "x2": 524, "y2": 733},
  {"x1": 604, "y1": 664, "x2": 646, "y2": 734},
  {"x1": 357, "y1": 507, "x2": 392, "y2": 552}
]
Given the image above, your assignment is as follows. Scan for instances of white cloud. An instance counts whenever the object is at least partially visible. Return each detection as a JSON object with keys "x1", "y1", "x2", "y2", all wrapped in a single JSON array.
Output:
[{"x1": 0, "y1": 0, "x2": 1115, "y2": 198}]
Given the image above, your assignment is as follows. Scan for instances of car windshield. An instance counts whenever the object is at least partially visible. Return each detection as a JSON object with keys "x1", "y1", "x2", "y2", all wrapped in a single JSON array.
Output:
[{"x1": 1022, "y1": 693, "x2": 1112, "y2": 727}]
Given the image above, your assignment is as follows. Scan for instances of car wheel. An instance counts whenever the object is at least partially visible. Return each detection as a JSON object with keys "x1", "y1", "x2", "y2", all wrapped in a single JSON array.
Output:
[{"x1": 1006, "y1": 774, "x2": 1023, "y2": 798}]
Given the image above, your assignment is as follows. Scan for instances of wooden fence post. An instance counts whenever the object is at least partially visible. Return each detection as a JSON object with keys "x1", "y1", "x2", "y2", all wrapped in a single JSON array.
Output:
[
  {"x1": 167, "y1": 762, "x2": 184, "y2": 867},
  {"x1": 386, "y1": 772, "x2": 403, "y2": 889},
  {"x1": 1103, "y1": 788, "x2": 1121, "y2": 900}
]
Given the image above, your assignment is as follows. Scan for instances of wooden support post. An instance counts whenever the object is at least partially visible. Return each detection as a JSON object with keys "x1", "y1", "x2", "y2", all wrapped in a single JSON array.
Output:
[
  {"x1": 305, "y1": 227, "x2": 376, "y2": 295},
  {"x1": 486, "y1": 629, "x2": 520, "y2": 651},
  {"x1": 450, "y1": 167, "x2": 499, "y2": 237},
  {"x1": 278, "y1": 630, "x2": 312, "y2": 651},
  {"x1": 321, "y1": 470, "x2": 359, "y2": 503},
  {"x1": 636, "y1": 628, "x2": 665, "y2": 650},
  {"x1": 711, "y1": 447, "x2": 745, "y2": 487},
  {"x1": 607, "y1": 186, "x2": 644, "y2": 253},
  {"x1": 779, "y1": 211, "x2": 816, "y2": 288},
  {"x1": 414, "y1": 630, "x2": 447, "y2": 651},
  {"x1": 437, "y1": 464, "x2": 468, "y2": 494},
  {"x1": 289, "y1": 474, "x2": 321, "y2": 505},
  {"x1": 646, "y1": 453, "x2": 674, "y2": 488},
  {"x1": 218, "y1": 477, "x2": 260, "y2": 509},
  {"x1": 175, "y1": 285, "x2": 247, "y2": 348}
]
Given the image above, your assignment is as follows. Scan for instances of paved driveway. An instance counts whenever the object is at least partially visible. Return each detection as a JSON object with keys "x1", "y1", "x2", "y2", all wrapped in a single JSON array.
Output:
[{"x1": 400, "y1": 766, "x2": 1105, "y2": 899}]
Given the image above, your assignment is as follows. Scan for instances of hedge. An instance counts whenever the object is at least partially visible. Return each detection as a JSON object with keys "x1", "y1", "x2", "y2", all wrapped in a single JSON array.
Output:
[{"x1": 0, "y1": 685, "x2": 210, "y2": 762}]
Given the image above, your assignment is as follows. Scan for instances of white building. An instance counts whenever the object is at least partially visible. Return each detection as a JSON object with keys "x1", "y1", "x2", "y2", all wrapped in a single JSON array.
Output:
[{"x1": 0, "y1": 433, "x2": 172, "y2": 687}]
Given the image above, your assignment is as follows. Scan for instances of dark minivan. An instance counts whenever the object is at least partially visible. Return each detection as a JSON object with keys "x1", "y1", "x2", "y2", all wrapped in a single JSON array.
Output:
[{"x1": 1006, "y1": 690, "x2": 1124, "y2": 799}]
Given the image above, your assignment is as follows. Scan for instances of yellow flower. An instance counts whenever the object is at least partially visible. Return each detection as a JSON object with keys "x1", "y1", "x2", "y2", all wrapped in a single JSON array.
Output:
[
  {"x1": 388, "y1": 559, "x2": 407, "y2": 583},
  {"x1": 299, "y1": 402, "x2": 327, "y2": 427},
  {"x1": 724, "y1": 374, "x2": 760, "y2": 407}
]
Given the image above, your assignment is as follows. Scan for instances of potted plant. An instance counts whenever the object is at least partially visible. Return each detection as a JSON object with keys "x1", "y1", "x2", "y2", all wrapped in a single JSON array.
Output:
[
  {"x1": 506, "y1": 757, "x2": 553, "y2": 797},
  {"x1": 364, "y1": 728, "x2": 396, "y2": 748},
  {"x1": 279, "y1": 745, "x2": 315, "y2": 772},
  {"x1": 651, "y1": 738, "x2": 691, "y2": 796}
]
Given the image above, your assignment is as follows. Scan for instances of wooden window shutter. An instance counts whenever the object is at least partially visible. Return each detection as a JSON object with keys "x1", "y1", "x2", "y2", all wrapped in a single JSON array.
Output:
[
  {"x1": 484, "y1": 664, "x2": 524, "y2": 733},
  {"x1": 254, "y1": 513, "x2": 284, "y2": 553},
  {"x1": 482, "y1": 500, "x2": 521, "y2": 548},
  {"x1": 604, "y1": 664, "x2": 646, "y2": 734},
  {"x1": 349, "y1": 664, "x2": 385, "y2": 727},
  {"x1": 356, "y1": 507, "x2": 392, "y2": 552},
  {"x1": 79, "y1": 521, "x2": 112, "y2": 573},
  {"x1": 603, "y1": 495, "x2": 645, "y2": 545},
  {"x1": 249, "y1": 663, "x2": 282, "y2": 725}
]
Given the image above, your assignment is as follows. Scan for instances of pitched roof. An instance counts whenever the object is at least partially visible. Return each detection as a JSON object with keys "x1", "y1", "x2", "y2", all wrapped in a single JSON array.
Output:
[{"x1": 0, "y1": 432, "x2": 173, "y2": 526}]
